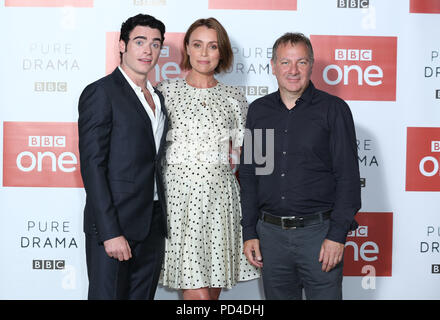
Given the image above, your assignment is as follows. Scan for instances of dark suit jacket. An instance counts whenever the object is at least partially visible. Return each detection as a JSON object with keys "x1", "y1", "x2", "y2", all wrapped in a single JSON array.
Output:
[{"x1": 78, "y1": 67, "x2": 168, "y2": 243}]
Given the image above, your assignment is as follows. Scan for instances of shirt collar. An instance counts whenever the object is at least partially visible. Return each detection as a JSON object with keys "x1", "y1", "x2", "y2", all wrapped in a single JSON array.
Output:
[
  {"x1": 300, "y1": 80, "x2": 315, "y2": 103},
  {"x1": 118, "y1": 66, "x2": 155, "y2": 94},
  {"x1": 275, "y1": 80, "x2": 315, "y2": 107}
]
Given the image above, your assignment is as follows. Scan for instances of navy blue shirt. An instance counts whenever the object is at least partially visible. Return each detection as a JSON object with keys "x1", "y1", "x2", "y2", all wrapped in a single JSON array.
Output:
[{"x1": 239, "y1": 81, "x2": 361, "y2": 244}]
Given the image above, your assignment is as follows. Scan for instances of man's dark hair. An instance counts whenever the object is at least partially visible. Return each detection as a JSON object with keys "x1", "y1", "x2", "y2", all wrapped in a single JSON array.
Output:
[
  {"x1": 272, "y1": 32, "x2": 314, "y2": 65},
  {"x1": 119, "y1": 14, "x2": 166, "y2": 60}
]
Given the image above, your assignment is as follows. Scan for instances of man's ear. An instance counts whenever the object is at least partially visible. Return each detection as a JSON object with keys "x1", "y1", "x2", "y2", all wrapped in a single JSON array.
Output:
[
  {"x1": 119, "y1": 40, "x2": 126, "y2": 56},
  {"x1": 270, "y1": 59, "x2": 275, "y2": 75}
]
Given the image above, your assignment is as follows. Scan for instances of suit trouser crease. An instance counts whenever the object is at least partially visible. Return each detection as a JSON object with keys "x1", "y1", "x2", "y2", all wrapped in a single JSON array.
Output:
[{"x1": 86, "y1": 203, "x2": 165, "y2": 300}]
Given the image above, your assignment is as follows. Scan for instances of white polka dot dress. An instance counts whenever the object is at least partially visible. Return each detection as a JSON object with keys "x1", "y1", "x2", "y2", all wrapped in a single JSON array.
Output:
[{"x1": 156, "y1": 78, "x2": 260, "y2": 289}]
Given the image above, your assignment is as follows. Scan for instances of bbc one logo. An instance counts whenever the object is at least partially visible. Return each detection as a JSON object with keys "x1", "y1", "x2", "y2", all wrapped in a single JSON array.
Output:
[
  {"x1": 406, "y1": 127, "x2": 440, "y2": 191},
  {"x1": 208, "y1": 0, "x2": 297, "y2": 10},
  {"x1": 343, "y1": 212, "x2": 393, "y2": 277},
  {"x1": 310, "y1": 35, "x2": 397, "y2": 101},
  {"x1": 3, "y1": 122, "x2": 83, "y2": 188},
  {"x1": 4, "y1": 0, "x2": 93, "y2": 7},
  {"x1": 106, "y1": 32, "x2": 187, "y2": 85}
]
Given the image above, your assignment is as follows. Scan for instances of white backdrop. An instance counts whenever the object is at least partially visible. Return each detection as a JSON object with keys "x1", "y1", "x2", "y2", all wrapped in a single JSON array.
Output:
[{"x1": 1, "y1": 0, "x2": 439, "y2": 300}]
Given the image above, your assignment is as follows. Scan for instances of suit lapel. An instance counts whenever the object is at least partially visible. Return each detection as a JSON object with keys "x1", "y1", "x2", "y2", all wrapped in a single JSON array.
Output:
[
  {"x1": 154, "y1": 87, "x2": 168, "y2": 159},
  {"x1": 111, "y1": 68, "x2": 156, "y2": 150}
]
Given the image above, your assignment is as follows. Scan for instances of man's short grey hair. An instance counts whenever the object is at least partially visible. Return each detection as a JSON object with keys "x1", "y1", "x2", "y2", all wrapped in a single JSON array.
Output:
[{"x1": 271, "y1": 32, "x2": 314, "y2": 65}]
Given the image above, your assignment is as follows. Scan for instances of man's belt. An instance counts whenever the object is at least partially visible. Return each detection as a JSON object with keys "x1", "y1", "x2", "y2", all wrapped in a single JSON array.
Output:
[{"x1": 260, "y1": 210, "x2": 331, "y2": 230}]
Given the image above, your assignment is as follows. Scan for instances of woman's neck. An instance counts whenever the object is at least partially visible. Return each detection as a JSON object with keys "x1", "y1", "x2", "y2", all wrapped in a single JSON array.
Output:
[{"x1": 185, "y1": 70, "x2": 217, "y2": 88}]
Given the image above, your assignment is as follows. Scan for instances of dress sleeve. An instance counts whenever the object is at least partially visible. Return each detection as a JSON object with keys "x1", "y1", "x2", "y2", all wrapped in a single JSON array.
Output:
[
  {"x1": 155, "y1": 80, "x2": 167, "y2": 99},
  {"x1": 155, "y1": 79, "x2": 178, "y2": 115},
  {"x1": 230, "y1": 87, "x2": 249, "y2": 148}
]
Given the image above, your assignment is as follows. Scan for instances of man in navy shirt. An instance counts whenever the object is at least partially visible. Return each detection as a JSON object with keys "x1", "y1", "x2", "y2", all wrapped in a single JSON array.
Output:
[{"x1": 239, "y1": 33, "x2": 361, "y2": 300}]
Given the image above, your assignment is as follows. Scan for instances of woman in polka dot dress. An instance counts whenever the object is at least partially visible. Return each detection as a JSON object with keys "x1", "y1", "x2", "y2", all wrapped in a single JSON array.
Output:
[{"x1": 156, "y1": 18, "x2": 260, "y2": 300}]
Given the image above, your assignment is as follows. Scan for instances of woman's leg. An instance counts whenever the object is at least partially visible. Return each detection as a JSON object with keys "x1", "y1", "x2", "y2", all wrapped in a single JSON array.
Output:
[
  {"x1": 209, "y1": 287, "x2": 222, "y2": 300},
  {"x1": 182, "y1": 287, "x2": 222, "y2": 300},
  {"x1": 182, "y1": 288, "x2": 211, "y2": 300}
]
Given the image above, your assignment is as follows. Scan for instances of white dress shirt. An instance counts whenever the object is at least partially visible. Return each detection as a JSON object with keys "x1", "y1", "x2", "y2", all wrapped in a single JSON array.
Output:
[{"x1": 118, "y1": 66, "x2": 165, "y2": 200}]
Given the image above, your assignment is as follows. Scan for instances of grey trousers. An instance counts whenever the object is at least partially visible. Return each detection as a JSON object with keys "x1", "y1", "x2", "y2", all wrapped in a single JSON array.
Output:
[{"x1": 256, "y1": 218, "x2": 343, "y2": 300}]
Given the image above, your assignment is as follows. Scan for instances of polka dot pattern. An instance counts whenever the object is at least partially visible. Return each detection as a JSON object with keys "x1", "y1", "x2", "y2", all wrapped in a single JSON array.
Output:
[{"x1": 156, "y1": 79, "x2": 260, "y2": 289}]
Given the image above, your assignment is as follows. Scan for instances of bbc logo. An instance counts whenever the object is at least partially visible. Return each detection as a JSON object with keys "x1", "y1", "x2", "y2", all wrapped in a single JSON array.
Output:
[
  {"x1": 33, "y1": 260, "x2": 65, "y2": 270},
  {"x1": 35, "y1": 82, "x2": 67, "y2": 92},
  {"x1": 360, "y1": 178, "x2": 366, "y2": 188},
  {"x1": 28, "y1": 136, "x2": 66, "y2": 148},
  {"x1": 133, "y1": 0, "x2": 166, "y2": 5},
  {"x1": 436, "y1": 90, "x2": 440, "y2": 99},
  {"x1": 432, "y1": 264, "x2": 440, "y2": 274},
  {"x1": 335, "y1": 49, "x2": 372, "y2": 61},
  {"x1": 337, "y1": 0, "x2": 369, "y2": 8},
  {"x1": 238, "y1": 86, "x2": 269, "y2": 96},
  {"x1": 347, "y1": 225, "x2": 368, "y2": 237}
]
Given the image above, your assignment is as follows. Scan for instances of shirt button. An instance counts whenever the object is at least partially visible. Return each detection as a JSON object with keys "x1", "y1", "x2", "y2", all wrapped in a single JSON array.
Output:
[
  {"x1": 281, "y1": 196, "x2": 285, "y2": 200},
  {"x1": 283, "y1": 151, "x2": 287, "y2": 155},
  {"x1": 281, "y1": 173, "x2": 285, "y2": 177},
  {"x1": 284, "y1": 129, "x2": 288, "y2": 133}
]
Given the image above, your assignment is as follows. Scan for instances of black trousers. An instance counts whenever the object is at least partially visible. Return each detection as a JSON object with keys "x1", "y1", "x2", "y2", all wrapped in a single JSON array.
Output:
[{"x1": 86, "y1": 202, "x2": 165, "y2": 300}]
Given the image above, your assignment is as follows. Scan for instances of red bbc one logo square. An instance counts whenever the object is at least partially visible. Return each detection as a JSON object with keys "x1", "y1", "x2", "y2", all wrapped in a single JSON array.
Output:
[
  {"x1": 343, "y1": 212, "x2": 393, "y2": 277},
  {"x1": 106, "y1": 32, "x2": 187, "y2": 86},
  {"x1": 410, "y1": 0, "x2": 440, "y2": 13},
  {"x1": 208, "y1": 0, "x2": 297, "y2": 10},
  {"x1": 5, "y1": 0, "x2": 93, "y2": 7},
  {"x1": 3, "y1": 122, "x2": 83, "y2": 188},
  {"x1": 406, "y1": 127, "x2": 440, "y2": 191},
  {"x1": 310, "y1": 35, "x2": 397, "y2": 101}
]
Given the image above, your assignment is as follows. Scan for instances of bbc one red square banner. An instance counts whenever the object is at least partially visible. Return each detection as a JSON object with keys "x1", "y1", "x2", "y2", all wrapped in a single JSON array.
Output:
[
  {"x1": 5, "y1": 0, "x2": 93, "y2": 7},
  {"x1": 106, "y1": 32, "x2": 187, "y2": 86},
  {"x1": 310, "y1": 35, "x2": 397, "y2": 101},
  {"x1": 410, "y1": 0, "x2": 440, "y2": 13},
  {"x1": 208, "y1": 0, "x2": 297, "y2": 10},
  {"x1": 3, "y1": 122, "x2": 83, "y2": 188},
  {"x1": 406, "y1": 127, "x2": 440, "y2": 191},
  {"x1": 343, "y1": 212, "x2": 393, "y2": 277}
]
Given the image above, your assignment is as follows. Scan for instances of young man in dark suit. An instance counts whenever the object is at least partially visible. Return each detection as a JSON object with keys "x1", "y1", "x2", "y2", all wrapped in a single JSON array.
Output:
[{"x1": 78, "y1": 14, "x2": 168, "y2": 300}]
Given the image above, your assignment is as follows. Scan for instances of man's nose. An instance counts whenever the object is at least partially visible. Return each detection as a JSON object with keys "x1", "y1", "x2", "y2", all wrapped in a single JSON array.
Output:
[
  {"x1": 288, "y1": 63, "x2": 299, "y2": 74},
  {"x1": 144, "y1": 43, "x2": 152, "y2": 54}
]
